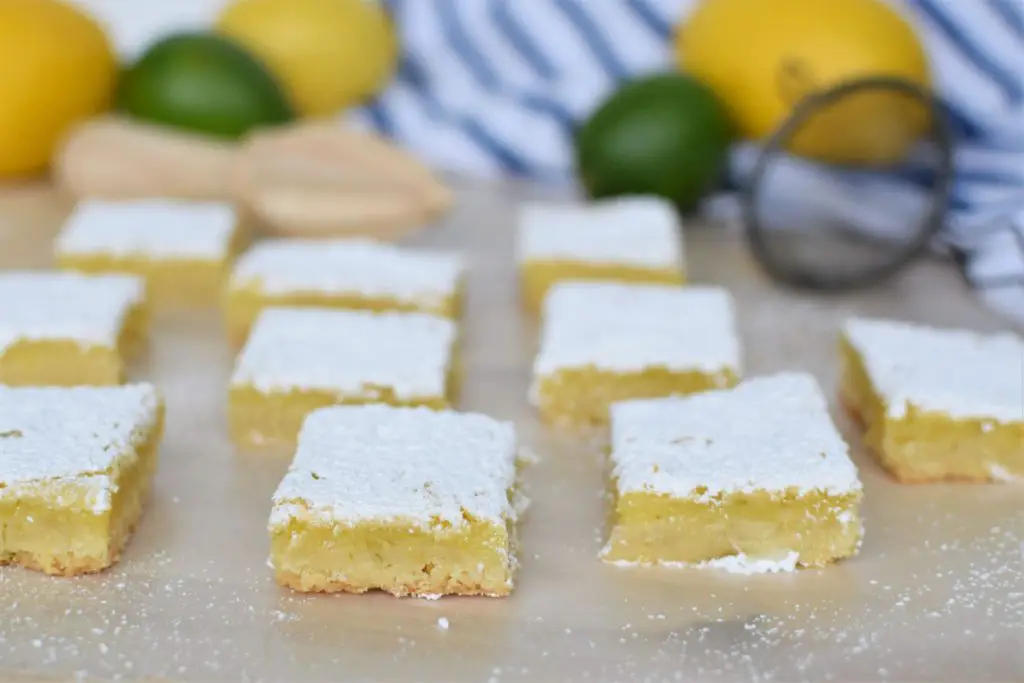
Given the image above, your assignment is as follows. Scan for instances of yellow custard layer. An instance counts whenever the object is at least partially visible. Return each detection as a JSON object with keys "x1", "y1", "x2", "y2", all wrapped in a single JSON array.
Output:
[
  {"x1": 58, "y1": 223, "x2": 245, "y2": 309},
  {"x1": 603, "y1": 488, "x2": 862, "y2": 567},
  {"x1": 839, "y1": 337, "x2": 1024, "y2": 483},
  {"x1": 0, "y1": 300, "x2": 148, "y2": 386},
  {"x1": 228, "y1": 385, "x2": 451, "y2": 450},
  {"x1": 521, "y1": 259, "x2": 684, "y2": 314},
  {"x1": 270, "y1": 511, "x2": 515, "y2": 597},
  {"x1": 60, "y1": 254, "x2": 227, "y2": 309},
  {"x1": 534, "y1": 365, "x2": 738, "y2": 427},
  {"x1": 224, "y1": 285, "x2": 461, "y2": 348}
]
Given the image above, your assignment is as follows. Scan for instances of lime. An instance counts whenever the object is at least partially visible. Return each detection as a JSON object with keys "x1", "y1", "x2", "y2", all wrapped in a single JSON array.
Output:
[
  {"x1": 575, "y1": 72, "x2": 734, "y2": 212},
  {"x1": 116, "y1": 32, "x2": 294, "y2": 139}
]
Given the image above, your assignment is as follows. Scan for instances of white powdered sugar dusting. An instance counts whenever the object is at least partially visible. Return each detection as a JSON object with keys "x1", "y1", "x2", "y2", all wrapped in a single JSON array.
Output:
[
  {"x1": 230, "y1": 238, "x2": 463, "y2": 307},
  {"x1": 0, "y1": 384, "x2": 161, "y2": 514},
  {"x1": 607, "y1": 551, "x2": 801, "y2": 575},
  {"x1": 0, "y1": 271, "x2": 144, "y2": 353},
  {"x1": 56, "y1": 199, "x2": 237, "y2": 260},
  {"x1": 532, "y1": 281, "x2": 740, "y2": 378},
  {"x1": 230, "y1": 307, "x2": 455, "y2": 398},
  {"x1": 692, "y1": 551, "x2": 801, "y2": 575},
  {"x1": 987, "y1": 464, "x2": 1022, "y2": 482},
  {"x1": 516, "y1": 197, "x2": 684, "y2": 268},
  {"x1": 843, "y1": 317, "x2": 1024, "y2": 422},
  {"x1": 610, "y1": 373, "x2": 862, "y2": 499},
  {"x1": 269, "y1": 405, "x2": 518, "y2": 528}
]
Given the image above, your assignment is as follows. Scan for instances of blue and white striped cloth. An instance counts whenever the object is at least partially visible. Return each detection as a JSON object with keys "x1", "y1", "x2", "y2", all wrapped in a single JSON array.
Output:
[
  {"x1": 78, "y1": 0, "x2": 1024, "y2": 325},
  {"x1": 345, "y1": 0, "x2": 1024, "y2": 327}
]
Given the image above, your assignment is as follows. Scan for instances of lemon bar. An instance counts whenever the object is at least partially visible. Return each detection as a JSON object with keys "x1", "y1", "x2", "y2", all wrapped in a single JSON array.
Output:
[
  {"x1": 0, "y1": 383, "x2": 164, "y2": 576},
  {"x1": 0, "y1": 271, "x2": 147, "y2": 386},
  {"x1": 55, "y1": 199, "x2": 242, "y2": 308},
  {"x1": 228, "y1": 307, "x2": 457, "y2": 449},
  {"x1": 269, "y1": 404, "x2": 521, "y2": 597},
  {"x1": 517, "y1": 197, "x2": 684, "y2": 312},
  {"x1": 603, "y1": 373, "x2": 863, "y2": 570},
  {"x1": 225, "y1": 238, "x2": 464, "y2": 346},
  {"x1": 840, "y1": 317, "x2": 1024, "y2": 483},
  {"x1": 531, "y1": 281, "x2": 740, "y2": 426}
]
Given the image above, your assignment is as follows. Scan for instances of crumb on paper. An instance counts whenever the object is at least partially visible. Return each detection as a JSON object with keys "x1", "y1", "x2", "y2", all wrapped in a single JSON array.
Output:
[
  {"x1": 694, "y1": 552, "x2": 799, "y2": 575},
  {"x1": 437, "y1": 617, "x2": 449, "y2": 630},
  {"x1": 272, "y1": 610, "x2": 299, "y2": 623}
]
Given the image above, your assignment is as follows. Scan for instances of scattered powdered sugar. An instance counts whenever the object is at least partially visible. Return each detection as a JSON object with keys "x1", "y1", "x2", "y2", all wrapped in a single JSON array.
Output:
[
  {"x1": 230, "y1": 307, "x2": 455, "y2": 398},
  {"x1": 0, "y1": 512, "x2": 1018, "y2": 681},
  {"x1": 56, "y1": 199, "x2": 237, "y2": 260},
  {"x1": 229, "y1": 238, "x2": 463, "y2": 309},
  {"x1": 610, "y1": 373, "x2": 862, "y2": 499},
  {"x1": 693, "y1": 552, "x2": 801, "y2": 575},
  {"x1": 602, "y1": 552, "x2": 802, "y2": 573},
  {"x1": 0, "y1": 271, "x2": 144, "y2": 353},
  {"x1": 607, "y1": 551, "x2": 800, "y2": 575},
  {"x1": 987, "y1": 464, "x2": 1022, "y2": 482},
  {"x1": 436, "y1": 617, "x2": 450, "y2": 630},
  {"x1": 0, "y1": 384, "x2": 161, "y2": 513},
  {"x1": 532, "y1": 282, "x2": 741, "y2": 380},
  {"x1": 269, "y1": 405, "x2": 519, "y2": 528},
  {"x1": 2, "y1": 216, "x2": 1019, "y2": 683},
  {"x1": 843, "y1": 316, "x2": 1024, "y2": 422},
  {"x1": 516, "y1": 197, "x2": 684, "y2": 268}
]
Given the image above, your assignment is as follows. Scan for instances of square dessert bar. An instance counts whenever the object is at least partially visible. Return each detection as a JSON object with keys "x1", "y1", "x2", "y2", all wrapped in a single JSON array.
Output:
[
  {"x1": 225, "y1": 238, "x2": 464, "y2": 346},
  {"x1": 0, "y1": 271, "x2": 147, "y2": 386},
  {"x1": 0, "y1": 384, "x2": 164, "y2": 575},
  {"x1": 269, "y1": 404, "x2": 521, "y2": 597},
  {"x1": 603, "y1": 373, "x2": 863, "y2": 569},
  {"x1": 55, "y1": 199, "x2": 242, "y2": 308},
  {"x1": 228, "y1": 307, "x2": 457, "y2": 449},
  {"x1": 840, "y1": 317, "x2": 1024, "y2": 483},
  {"x1": 531, "y1": 281, "x2": 741, "y2": 426},
  {"x1": 517, "y1": 197, "x2": 684, "y2": 312}
]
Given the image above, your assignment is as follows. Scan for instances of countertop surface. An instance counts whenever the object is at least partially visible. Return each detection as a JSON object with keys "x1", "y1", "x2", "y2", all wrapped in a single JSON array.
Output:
[{"x1": 0, "y1": 180, "x2": 1020, "y2": 683}]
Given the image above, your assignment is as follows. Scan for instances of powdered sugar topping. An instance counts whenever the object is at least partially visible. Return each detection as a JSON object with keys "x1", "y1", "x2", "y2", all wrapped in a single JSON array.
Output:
[
  {"x1": 533, "y1": 281, "x2": 740, "y2": 378},
  {"x1": 692, "y1": 551, "x2": 801, "y2": 574},
  {"x1": 0, "y1": 384, "x2": 161, "y2": 513},
  {"x1": 230, "y1": 238, "x2": 463, "y2": 309},
  {"x1": 0, "y1": 271, "x2": 144, "y2": 353},
  {"x1": 56, "y1": 199, "x2": 237, "y2": 259},
  {"x1": 517, "y1": 197, "x2": 684, "y2": 268},
  {"x1": 607, "y1": 551, "x2": 801, "y2": 574},
  {"x1": 610, "y1": 373, "x2": 862, "y2": 499},
  {"x1": 231, "y1": 307, "x2": 455, "y2": 398},
  {"x1": 269, "y1": 405, "x2": 518, "y2": 527},
  {"x1": 843, "y1": 317, "x2": 1024, "y2": 422}
]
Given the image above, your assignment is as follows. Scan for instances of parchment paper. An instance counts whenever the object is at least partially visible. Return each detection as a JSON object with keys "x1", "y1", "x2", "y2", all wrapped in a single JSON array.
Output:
[{"x1": 0, "y1": 180, "x2": 1020, "y2": 683}]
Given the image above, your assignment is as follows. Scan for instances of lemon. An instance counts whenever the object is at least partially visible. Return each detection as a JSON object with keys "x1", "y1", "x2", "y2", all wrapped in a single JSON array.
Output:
[
  {"x1": 216, "y1": 0, "x2": 398, "y2": 117},
  {"x1": 677, "y1": 0, "x2": 931, "y2": 164},
  {"x1": 0, "y1": 0, "x2": 117, "y2": 177}
]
